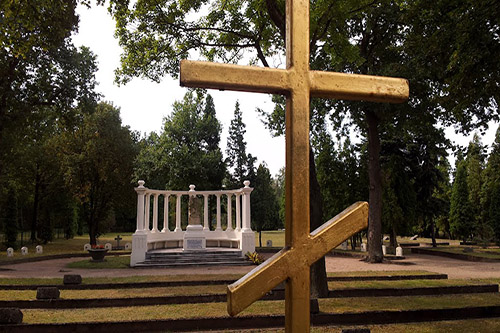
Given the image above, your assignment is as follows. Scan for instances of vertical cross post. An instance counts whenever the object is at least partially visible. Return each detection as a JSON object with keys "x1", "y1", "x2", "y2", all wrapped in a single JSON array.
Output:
[{"x1": 179, "y1": 0, "x2": 408, "y2": 330}]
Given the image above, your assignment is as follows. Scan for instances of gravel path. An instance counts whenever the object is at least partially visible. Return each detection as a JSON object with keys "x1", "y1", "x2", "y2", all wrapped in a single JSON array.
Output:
[{"x1": 0, "y1": 253, "x2": 499, "y2": 280}]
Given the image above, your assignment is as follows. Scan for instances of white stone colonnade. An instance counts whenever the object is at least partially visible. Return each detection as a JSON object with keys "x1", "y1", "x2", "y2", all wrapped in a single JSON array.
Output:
[{"x1": 131, "y1": 181, "x2": 255, "y2": 266}]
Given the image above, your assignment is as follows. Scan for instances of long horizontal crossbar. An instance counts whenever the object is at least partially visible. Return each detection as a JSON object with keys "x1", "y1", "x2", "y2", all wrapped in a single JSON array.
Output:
[{"x1": 180, "y1": 60, "x2": 409, "y2": 103}]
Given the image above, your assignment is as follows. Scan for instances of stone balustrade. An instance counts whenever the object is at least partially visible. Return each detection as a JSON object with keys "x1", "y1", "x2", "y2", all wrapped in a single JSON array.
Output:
[{"x1": 131, "y1": 180, "x2": 255, "y2": 266}]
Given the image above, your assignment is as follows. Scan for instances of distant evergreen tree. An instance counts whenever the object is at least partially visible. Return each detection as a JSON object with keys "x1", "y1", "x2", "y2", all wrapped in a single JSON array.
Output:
[
  {"x1": 482, "y1": 127, "x2": 500, "y2": 242},
  {"x1": 4, "y1": 188, "x2": 18, "y2": 249},
  {"x1": 225, "y1": 101, "x2": 254, "y2": 188},
  {"x1": 465, "y1": 133, "x2": 486, "y2": 239},
  {"x1": 450, "y1": 156, "x2": 473, "y2": 242},
  {"x1": 252, "y1": 163, "x2": 281, "y2": 247}
]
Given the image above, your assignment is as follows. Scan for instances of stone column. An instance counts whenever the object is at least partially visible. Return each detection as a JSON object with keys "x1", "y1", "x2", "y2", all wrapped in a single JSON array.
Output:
[
  {"x1": 235, "y1": 194, "x2": 241, "y2": 231},
  {"x1": 203, "y1": 194, "x2": 209, "y2": 231},
  {"x1": 152, "y1": 194, "x2": 159, "y2": 232},
  {"x1": 226, "y1": 194, "x2": 233, "y2": 231},
  {"x1": 162, "y1": 194, "x2": 169, "y2": 232},
  {"x1": 240, "y1": 180, "x2": 255, "y2": 254},
  {"x1": 135, "y1": 181, "x2": 146, "y2": 232},
  {"x1": 175, "y1": 194, "x2": 182, "y2": 232},
  {"x1": 131, "y1": 180, "x2": 148, "y2": 266},
  {"x1": 216, "y1": 194, "x2": 222, "y2": 231},
  {"x1": 144, "y1": 193, "x2": 151, "y2": 231}
]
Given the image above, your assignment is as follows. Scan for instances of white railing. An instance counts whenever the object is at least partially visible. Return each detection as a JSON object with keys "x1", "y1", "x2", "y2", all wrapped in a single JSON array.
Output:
[{"x1": 131, "y1": 180, "x2": 255, "y2": 266}]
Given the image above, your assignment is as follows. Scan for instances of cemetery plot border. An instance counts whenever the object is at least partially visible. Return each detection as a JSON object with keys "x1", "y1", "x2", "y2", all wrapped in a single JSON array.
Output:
[
  {"x1": 0, "y1": 273, "x2": 448, "y2": 290},
  {"x1": 2, "y1": 306, "x2": 500, "y2": 333},
  {"x1": 0, "y1": 284, "x2": 496, "y2": 309}
]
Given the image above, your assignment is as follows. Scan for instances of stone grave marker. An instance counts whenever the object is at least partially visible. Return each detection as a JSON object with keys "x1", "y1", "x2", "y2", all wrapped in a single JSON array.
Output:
[
  {"x1": 340, "y1": 241, "x2": 348, "y2": 250},
  {"x1": 383, "y1": 236, "x2": 389, "y2": 241},
  {"x1": 104, "y1": 243, "x2": 112, "y2": 251},
  {"x1": 63, "y1": 274, "x2": 82, "y2": 285},
  {"x1": 382, "y1": 245, "x2": 387, "y2": 256},
  {"x1": 84, "y1": 243, "x2": 91, "y2": 251},
  {"x1": 114, "y1": 235, "x2": 123, "y2": 249},
  {"x1": 36, "y1": 245, "x2": 43, "y2": 254},
  {"x1": 125, "y1": 242, "x2": 132, "y2": 250},
  {"x1": 396, "y1": 246, "x2": 404, "y2": 257},
  {"x1": 36, "y1": 287, "x2": 60, "y2": 300},
  {"x1": 0, "y1": 308, "x2": 23, "y2": 324},
  {"x1": 360, "y1": 242, "x2": 367, "y2": 252},
  {"x1": 21, "y1": 247, "x2": 28, "y2": 255},
  {"x1": 266, "y1": 240, "x2": 273, "y2": 247},
  {"x1": 6, "y1": 248, "x2": 13, "y2": 257}
]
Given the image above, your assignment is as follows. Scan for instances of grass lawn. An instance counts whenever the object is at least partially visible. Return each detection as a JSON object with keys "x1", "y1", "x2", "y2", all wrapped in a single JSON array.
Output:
[
  {"x1": 328, "y1": 278, "x2": 500, "y2": 290},
  {"x1": 255, "y1": 230, "x2": 285, "y2": 248},
  {"x1": 0, "y1": 233, "x2": 133, "y2": 263},
  {"x1": 422, "y1": 246, "x2": 500, "y2": 259},
  {"x1": 66, "y1": 255, "x2": 131, "y2": 269},
  {"x1": 1, "y1": 278, "x2": 497, "y2": 301},
  {"x1": 21, "y1": 293, "x2": 500, "y2": 323},
  {"x1": 0, "y1": 274, "x2": 245, "y2": 286}
]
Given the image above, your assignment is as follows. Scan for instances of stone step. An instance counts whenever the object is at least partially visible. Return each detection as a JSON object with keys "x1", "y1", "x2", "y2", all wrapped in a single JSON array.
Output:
[
  {"x1": 137, "y1": 249, "x2": 248, "y2": 267},
  {"x1": 134, "y1": 261, "x2": 250, "y2": 267}
]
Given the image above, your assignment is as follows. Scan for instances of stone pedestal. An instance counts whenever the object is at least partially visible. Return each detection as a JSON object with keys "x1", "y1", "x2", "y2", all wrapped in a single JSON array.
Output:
[
  {"x1": 183, "y1": 193, "x2": 206, "y2": 251},
  {"x1": 183, "y1": 224, "x2": 206, "y2": 251}
]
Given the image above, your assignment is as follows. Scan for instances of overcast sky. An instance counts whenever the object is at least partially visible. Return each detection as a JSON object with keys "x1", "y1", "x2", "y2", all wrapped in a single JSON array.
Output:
[{"x1": 71, "y1": 3, "x2": 498, "y2": 180}]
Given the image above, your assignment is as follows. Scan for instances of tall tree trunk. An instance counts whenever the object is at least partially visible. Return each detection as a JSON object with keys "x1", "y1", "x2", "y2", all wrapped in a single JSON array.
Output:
[
  {"x1": 366, "y1": 110, "x2": 383, "y2": 263},
  {"x1": 430, "y1": 217, "x2": 437, "y2": 247},
  {"x1": 31, "y1": 165, "x2": 41, "y2": 242},
  {"x1": 391, "y1": 224, "x2": 398, "y2": 248},
  {"x1": 309, "y1": 147, "x2": 328, "y2": 298}
]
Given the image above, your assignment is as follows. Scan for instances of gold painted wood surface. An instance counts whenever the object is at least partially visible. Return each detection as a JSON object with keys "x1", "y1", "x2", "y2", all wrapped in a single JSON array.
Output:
[
  {"x1": 179, "y1": 0, "x2": 408, "y2": 330},
  {"x1": 227, "y1": 202, "x2": 368, "y2": 316},
  {"x1": 181, "y1": 61, "x2": 409, "y2": 104}
]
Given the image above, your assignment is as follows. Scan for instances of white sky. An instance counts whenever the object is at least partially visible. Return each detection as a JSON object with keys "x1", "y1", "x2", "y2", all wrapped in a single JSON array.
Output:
[{"x1": 72, "y1": 3, "x2": 498, "y2": 178}]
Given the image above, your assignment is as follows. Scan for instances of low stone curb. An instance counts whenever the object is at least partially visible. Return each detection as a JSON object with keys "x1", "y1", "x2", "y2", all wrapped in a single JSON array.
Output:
[
  {"x1": 411, "y1": 248, "x2": 500, "y2": 262},
  {"x1": 326, "y1": 274, "x2": 448, "y2": 281},
  {"x1": 0, "y1": 273, "x2": 448, "y2": 290},
  {"x1": 2, "y1": 306, "x2": 500, "y2": 332},
  {"x1": 0, "y1": 252, "x2": 131, "y2": 266},
  {"x1": 1, "y1": 284, "x2": 496, "y2": 309}
]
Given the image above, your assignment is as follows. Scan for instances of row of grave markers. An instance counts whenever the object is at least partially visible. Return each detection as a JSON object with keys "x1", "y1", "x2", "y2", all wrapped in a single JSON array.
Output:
[
  {"x1": 6, "y1": 245, "x2": 43, "y2": 257},
  {"x1": 83, "y1": 243, "x2": 131, "y2": 251}
]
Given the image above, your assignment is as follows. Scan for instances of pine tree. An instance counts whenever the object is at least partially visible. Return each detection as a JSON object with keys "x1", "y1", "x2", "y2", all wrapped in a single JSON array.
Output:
[
  {"x1": 252, "y1": 163, "x2": 281, "y2": 247},
  {"x1": 449, "y1": 156, "x2": 473, "y2": 242},
  {"x1": 226, "y1": 101, "x2": 254, "y2": 188},
  {"x1": 465, "y1": 133, "x2": 485, "y2": 238},
  {"x1": 482, "y1": 126, "x2": 500, "y2": 242}
]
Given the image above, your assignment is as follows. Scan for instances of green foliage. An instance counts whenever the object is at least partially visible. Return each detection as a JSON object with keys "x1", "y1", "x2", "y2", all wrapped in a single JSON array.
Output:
[
  {"x1": 252, "y1": 163, "x2": 281, "y2": 233},
  {"x1": 135, "y1": 90, "x2": 225, "y2": 191},
  {"x1": 58, "y1": 102, "x2": 137, "y2": 244},
  {"x1": 3, "y1": 188, "x2": 18, "y2": 249},
  {"x1": 245, "y1": 251, "x2": 263, "y2": 265},
  {"x1": 483, "y1": 127, "x2": 500, "y2": 242},
  {"x1": 449, "y1": 158, "x2": 473, "y2": 241},
  {"x1": 465, "y1": 134, "x2": 486, "y2": 232},
  {"x1": 315, "y1": 133, "x2": 367, "y2": 221},
  {"x1": 107, "y1": 0, "x2": 500, "y2": 256},
  {"x1": 225, "y1": 101, "x2": 256, "y2": 188}
]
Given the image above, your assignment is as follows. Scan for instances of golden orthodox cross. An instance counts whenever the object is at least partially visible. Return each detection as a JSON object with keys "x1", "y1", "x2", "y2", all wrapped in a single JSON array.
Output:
[{"x1": 180, "y1": 0, "x2": 409, "y2": 331}]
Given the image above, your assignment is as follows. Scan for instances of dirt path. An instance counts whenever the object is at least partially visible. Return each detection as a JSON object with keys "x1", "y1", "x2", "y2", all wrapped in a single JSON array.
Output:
[{"x1": 0, "y1": 253, "x2": 499, "y2": 280}]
